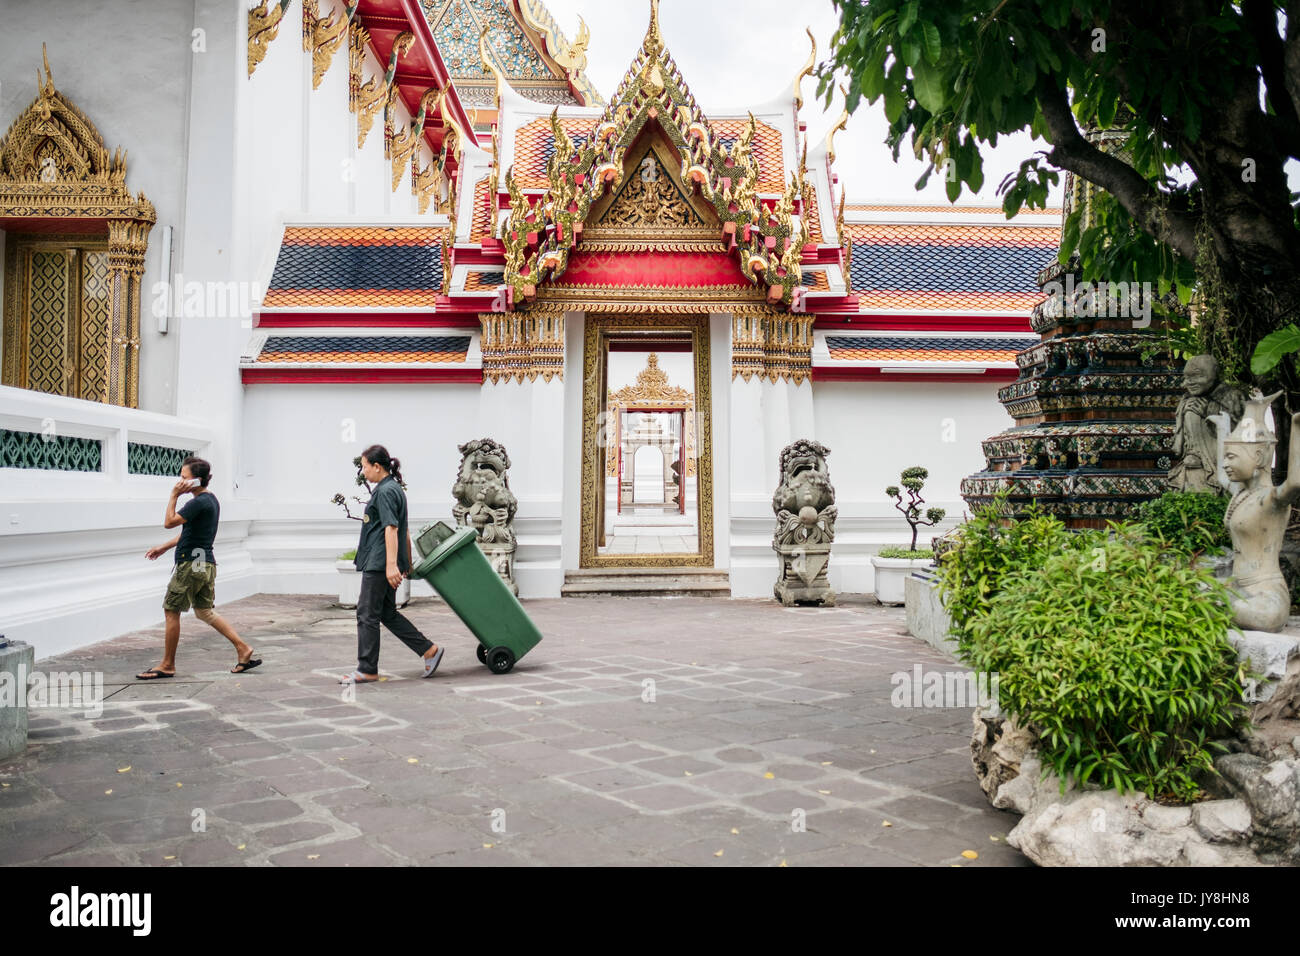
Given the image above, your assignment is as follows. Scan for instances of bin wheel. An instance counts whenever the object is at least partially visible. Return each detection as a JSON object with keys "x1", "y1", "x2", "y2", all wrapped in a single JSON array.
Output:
[
  {"x1": 475, "y1": 645, "x2": 487, "y2": 664},
  {"x1": 487, "y1": 646, "x2": 516, "y2": 674}
]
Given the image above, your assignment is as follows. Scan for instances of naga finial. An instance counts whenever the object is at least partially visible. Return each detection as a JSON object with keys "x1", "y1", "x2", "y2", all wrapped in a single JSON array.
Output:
[
  {"x1": 826, "y1": 84, "x2": 849, "y2": 166},
  {"x1": 478, "y1": 27, "x2": 507, "y2": 110},
  {"x1": 794, "y1": 28, "x2": 816, "y2": 111}
]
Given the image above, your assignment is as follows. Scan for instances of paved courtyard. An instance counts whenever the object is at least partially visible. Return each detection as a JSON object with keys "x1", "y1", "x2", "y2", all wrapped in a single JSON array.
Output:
[{"x1": 0, "y1": 594, "x2": 1029, "y2": 866}]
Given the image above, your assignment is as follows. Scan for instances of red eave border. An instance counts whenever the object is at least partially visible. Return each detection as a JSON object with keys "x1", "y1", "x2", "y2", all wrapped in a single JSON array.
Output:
[
  {"x1": 241, "y1": 367, "x2": 483, "y2": 384},
  {"x1": 255, "y1": 312, "x2": 479, "y2": 328},
  {"x1": 815, "y1": 314, "x2": 1035, "y2": 333},
  {"x1": 812, "y1": 367, "x2": 1019, "y2": 384}
]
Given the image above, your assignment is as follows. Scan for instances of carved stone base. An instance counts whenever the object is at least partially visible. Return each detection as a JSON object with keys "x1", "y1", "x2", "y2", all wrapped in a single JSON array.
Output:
[
  {"x1": 773, "y1": 543, "x2": 834, "y2": 607},
  {"x1": 479, "y1": 542, "x2": 518, "y2": 596}
]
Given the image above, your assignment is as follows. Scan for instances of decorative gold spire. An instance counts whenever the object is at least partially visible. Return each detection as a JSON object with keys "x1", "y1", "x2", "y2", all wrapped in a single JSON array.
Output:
[
  {"x1": 825, "y1": 84, "x2": 848, "y2": 166},
  {"x1": 793, "y1": 28, "x2": 815, "y2": 111},
  {"x1": 646, "y1": 0, "x2": 663, "y2": 56},
  {"x1": 478, "y1": 27, "x2": 507, "y2": 111}
]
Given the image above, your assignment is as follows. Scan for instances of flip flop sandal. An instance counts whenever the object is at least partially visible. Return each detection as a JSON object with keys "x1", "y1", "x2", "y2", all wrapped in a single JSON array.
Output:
[
  {"x1": 339, "y1": 671, "x2": 381, "y2": 684},
  {"x1": 231, "y1": 657, "x2": 262, "y2": 674},
  {"x1": 421, "y1": 646, "x2": 445, "y2": 678},
  {"x1": 136, "y1": 668, "x2": 174, "y2": 681}
]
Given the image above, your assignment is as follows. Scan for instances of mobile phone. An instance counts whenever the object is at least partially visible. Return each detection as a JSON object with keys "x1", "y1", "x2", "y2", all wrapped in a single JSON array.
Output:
[{"x1": 184, "y1": 478, "x2": 201, "y2": 488}]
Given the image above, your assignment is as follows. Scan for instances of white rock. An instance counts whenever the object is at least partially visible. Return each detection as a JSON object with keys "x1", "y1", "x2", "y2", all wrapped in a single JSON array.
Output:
[
  {"x1": 1142, "y1": 803, "x2": 1192, "y2": 830},
  {"x1": 1191, "y1": 799, "x2": 1252, "y2": 844},
  {"x1": 1006, "y1": 784, "x2": 1264, "y2": 867}
]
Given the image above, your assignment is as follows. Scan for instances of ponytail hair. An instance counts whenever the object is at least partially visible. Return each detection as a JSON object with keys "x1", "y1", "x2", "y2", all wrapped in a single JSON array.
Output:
[{"x1": 361, "y1": 444, "x2": 404, "y2": 486}]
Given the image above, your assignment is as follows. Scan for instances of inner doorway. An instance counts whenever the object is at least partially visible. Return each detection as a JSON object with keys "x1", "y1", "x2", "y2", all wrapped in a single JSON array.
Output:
[{"x1": 581, "y1": 315, "x2": 713, "y2": 568}]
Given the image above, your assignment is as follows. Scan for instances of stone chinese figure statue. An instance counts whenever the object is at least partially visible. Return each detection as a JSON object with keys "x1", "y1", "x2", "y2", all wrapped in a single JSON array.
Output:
[
  {"x1": 452, "y1": 438, "x2": 519, "y2": 594},
  {"x1": 1221, "y1": 392, "x2": 1296, "y2": 633},
  {"x1": 1169, "y1": 354, "x2": 1245, "y2": 493},
  {"x1": 771, "y1": 439, "x2": 837, "y2": 607}
]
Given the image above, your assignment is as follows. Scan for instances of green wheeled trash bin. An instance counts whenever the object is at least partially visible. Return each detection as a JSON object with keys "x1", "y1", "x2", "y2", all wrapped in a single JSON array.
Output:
[{"x1": 409, "y1": 522, "x2": 542, "y2": 674}]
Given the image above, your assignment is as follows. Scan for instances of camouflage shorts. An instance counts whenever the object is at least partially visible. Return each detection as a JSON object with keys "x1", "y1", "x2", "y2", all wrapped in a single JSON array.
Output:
[{"x1": 163, "y1": 560, "x2": 217, "y2": 612}]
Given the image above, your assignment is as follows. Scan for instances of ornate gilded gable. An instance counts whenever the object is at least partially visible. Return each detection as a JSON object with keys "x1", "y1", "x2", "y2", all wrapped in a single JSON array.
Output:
[
  {"x1": 500, "y1": 0, "x2": 809, "y2": 306},
  {"x1": 421, "y1": 0, "x2": 602, "y2": 107},
  {"x1": 0, "y1": 46, "x2": 155, "y2": 224},
  {"x1": 610, "y1": 353, "x2": 692, "y2": 406},
  {"x1": 593, "y1": 144, "x2": 707, "y2": 233}
]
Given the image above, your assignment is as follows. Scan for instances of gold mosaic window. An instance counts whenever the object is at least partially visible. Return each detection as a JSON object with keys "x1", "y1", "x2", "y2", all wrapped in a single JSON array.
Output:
[{"x1": 3, "y1": 236, "x2": 113, "y2": 403}]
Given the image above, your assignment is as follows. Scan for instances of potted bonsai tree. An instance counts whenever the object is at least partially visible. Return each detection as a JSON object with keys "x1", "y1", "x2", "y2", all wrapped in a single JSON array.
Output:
[
  {"x1": 872, "y1": 466, "x2": 946, "y2": 605},
  {"x1": 332, "y1": 455, "x2": 410, "y2": 609}
]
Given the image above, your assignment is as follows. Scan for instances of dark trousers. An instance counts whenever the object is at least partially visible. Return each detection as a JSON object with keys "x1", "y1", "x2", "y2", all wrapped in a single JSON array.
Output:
[{"x1": 356, "y1": 571, "x2": 433, "y2": 675}]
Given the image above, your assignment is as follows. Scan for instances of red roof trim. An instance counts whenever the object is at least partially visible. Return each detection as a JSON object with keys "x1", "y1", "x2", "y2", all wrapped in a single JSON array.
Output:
[
  {"x1": 241, "y1": 367, "x2": 483, "y2": 385},
  {"x1": 812, "y1": 367, "x2": 1019, "y2": 384}
]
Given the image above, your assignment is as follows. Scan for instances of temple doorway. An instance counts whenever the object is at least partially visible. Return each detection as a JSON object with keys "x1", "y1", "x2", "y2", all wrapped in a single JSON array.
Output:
[{"x1": 580, "y1": 316, "x2": 713, "y2": 568}]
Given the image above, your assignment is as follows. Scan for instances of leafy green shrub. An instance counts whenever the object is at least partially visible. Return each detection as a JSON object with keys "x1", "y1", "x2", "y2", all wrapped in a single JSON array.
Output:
[
  {"x1": 1135, "y1": 492, "x2": 1230, "y2": 555},
  {"x1": 877, "y1": 546, "x2": 933, "y2": 559},
  {"x1": 934, "y1": 496, "x2": 1075, "y2": 651},
  {"x1": 339, "y1": 549, "x2": 357, "y2": 561},
  {"x1": 965, "y1": 525, "x2": 1248, "y2": 802}
]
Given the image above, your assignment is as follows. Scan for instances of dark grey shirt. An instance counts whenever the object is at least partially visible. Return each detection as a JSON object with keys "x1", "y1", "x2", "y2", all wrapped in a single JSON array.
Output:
[
  {"x1": 354, "y1": 476, "x2": 410, "y2": 573},
  {"x1": 176, "y1": 492, "x2": 218, "y2": 565}
]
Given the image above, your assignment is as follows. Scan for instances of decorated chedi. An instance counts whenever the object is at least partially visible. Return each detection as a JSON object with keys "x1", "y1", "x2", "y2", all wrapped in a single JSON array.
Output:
[
  {"x1": 961, "y1": 125, "x2": 1185, "y2": 526},
  {"x1": 451, "y1": 438, "x2": 519, "y2": 595},
  {"x1": 771, "y1": 440, "x2": 836, "y2": 607},
  {"x1": 1220, "y1": 393, "x2": 1298, "y2": 633},
  {"x1": 1168, "y1": 355, "x2": 1245, "y2": 494}
]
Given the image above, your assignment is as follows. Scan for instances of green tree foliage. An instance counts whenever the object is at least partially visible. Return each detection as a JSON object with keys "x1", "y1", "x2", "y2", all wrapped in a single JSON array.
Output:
[{"x1": 821, "y1": 1, "x2": 1300, "y2": 405}]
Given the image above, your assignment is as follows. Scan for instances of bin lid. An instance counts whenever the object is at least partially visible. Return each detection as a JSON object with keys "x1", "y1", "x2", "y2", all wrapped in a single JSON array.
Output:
[{"x1": 413, "y1": 526, "x2": 479, "y2": 575}]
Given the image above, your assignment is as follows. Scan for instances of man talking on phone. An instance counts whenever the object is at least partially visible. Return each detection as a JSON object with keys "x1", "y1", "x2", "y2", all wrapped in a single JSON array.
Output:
[{"x1": 136, "y1": 456, "x2": 261, "y2": 679}]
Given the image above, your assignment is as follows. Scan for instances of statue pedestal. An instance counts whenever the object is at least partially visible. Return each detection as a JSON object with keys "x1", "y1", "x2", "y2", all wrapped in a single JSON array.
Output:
[
  {"x1": 0, "y1": 640, "x2": 35, "y2": 762},
  {"x1": 479, "y1": 541, "x2": 518, "y2": 597},
  {"x1": 773, "y1": 543, "x2": 834, "y2": 607},
  {"x1": 1227, "y1": 628, "x2": 1300, "y2": 704}
]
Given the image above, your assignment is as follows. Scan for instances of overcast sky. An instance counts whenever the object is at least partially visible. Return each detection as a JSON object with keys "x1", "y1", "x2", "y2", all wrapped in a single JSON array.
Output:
[{"x1": 541, "y1": 0, "x2": 1059, "y2": 206}]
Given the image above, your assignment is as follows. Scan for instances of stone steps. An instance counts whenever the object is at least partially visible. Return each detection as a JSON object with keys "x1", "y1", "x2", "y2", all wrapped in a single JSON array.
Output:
[{"x1": 561, "y1": 567, "x2": 731, "y2": 598}]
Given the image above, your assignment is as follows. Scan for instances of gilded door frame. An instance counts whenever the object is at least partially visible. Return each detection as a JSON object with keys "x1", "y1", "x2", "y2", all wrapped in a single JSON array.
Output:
[
  {"x1": 580, "y1": 314, "x2": 714, "y2": 568},
  {"x1": 3, "y1": 234, "x2": 111, "y2": 401}
]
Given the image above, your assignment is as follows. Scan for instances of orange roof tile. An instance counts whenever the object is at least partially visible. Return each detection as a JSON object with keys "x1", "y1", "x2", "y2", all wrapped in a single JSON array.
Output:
[
  {"x1": 469, "y1": 175, "x2": 494, "y2": 243},
  {"x1": 855, "y1": 290, "x2": 1043, "y2": 311},
  {"x1": 712, "y1": 118, "x2": 785, "y2": 194},
  {"x1": 510, "y1": 116, "x2": 597, "y2": 189},
  {"x1": 258, "y1": 350, "x2": 467, "y2": 364},
  {"x1": 846, "y1": 222, "x2": 1060, "y2": 247},
  {"x1": 464, "y1": 270, "x2": 503, "y2": 291},
  {"x1": 262, "y1": 290, "x2": 439, "y2": 308},
  {"x1": 846, "y1": 204, "x2": 1062, "y2": 216},
  {"x1": 827, "y1": 347, "x2": 1020, "y2": 364},
  {"x1": 280, "y1": 227, "x2": 447, "y2": 246}
]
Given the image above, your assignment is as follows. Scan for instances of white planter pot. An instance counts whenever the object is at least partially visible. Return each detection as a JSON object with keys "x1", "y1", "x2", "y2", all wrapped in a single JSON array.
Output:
[
  {"x1": 871, "y1": 556, "x2": 932, "y2": 606},
  {"x1": 336, "y1": 561, "x2": 410, "y2": 609}
]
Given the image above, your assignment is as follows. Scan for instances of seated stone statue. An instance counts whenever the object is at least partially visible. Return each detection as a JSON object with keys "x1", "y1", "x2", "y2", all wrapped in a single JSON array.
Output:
[
  {"x1": 1169, "y1": 354, "x2": 1245, "y2": 493},
  {"x1": 1222, "y1": 391, "x2": 1296, "y2": 633}
]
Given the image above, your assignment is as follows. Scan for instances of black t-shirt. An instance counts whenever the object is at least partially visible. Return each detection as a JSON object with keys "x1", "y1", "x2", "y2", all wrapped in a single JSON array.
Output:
[
  {"x1": 354, "y1": 476, "x2": 410, "y2": 573},
  {"x1": 176, "y1": 492, "x2": 219, "y2": 565}
]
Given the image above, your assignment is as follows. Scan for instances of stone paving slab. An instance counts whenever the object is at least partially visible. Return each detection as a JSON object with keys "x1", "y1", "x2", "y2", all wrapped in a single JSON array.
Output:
[{"x1": 0, "y1": 593, "x2": 1027, "y2": 867}]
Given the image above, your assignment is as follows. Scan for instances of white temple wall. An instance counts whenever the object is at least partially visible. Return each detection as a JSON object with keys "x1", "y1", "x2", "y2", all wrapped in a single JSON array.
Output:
[
  {"x1": 0, "y1": 0, "x2": 200, "y2": 415},
  {"x1": 727, "y1": 372, "x2": 816, "y2": 598},
  {"x1": 812, "y1": 379, "x2": 1008, "y2": 595},
  {"x1": 0, "y1": 387, "x2": 247, "y2": 659},
  {"x1": 475, "y1": 377, "x2": 564, "y2": 598},
  {"x1": 238, "y1": 382, "x2": 482, "y2": 596}
]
